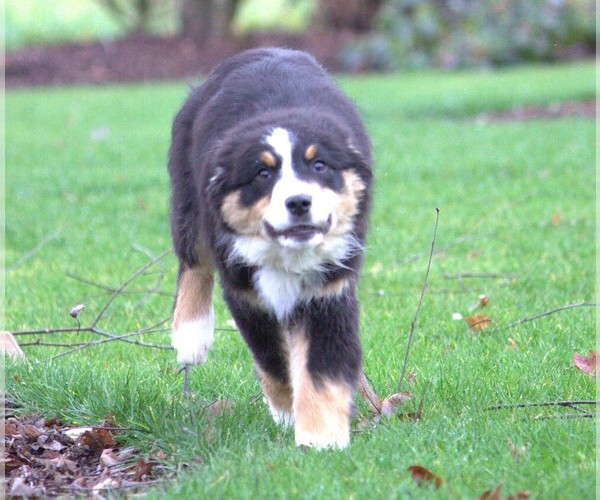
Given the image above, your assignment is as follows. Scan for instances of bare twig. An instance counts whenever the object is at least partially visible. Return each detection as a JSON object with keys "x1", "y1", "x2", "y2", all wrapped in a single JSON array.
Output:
[
  {"x1": 533, "y1": 413, "x2": 596, "y2": 420},
  {"x1": 358, "y1": 371, "x2": 382, "y2": 415},
  {"x1": 66, "y1": 273, "x2": 171, "y2": 297},
  {"x1": 91, "y1": 250, "x2": 171, "y2": 328},
  {"x1": 498, "y1": 302, "x2": 596, "y2": 331},
  {"x1": 487, "y1": 400, "x2": 598, "y2": 411},
  {"x1": 7, "y1": 231, "x2": 62, "y2": 272},
  {"x1": 398, "y1": 208, "x2": 440, "y2": 392}
]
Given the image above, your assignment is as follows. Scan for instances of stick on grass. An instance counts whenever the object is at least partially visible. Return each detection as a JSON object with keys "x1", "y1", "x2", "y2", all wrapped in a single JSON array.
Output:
[{"x1": 398, "y1": 208, "x2": 440, "y2": 392}]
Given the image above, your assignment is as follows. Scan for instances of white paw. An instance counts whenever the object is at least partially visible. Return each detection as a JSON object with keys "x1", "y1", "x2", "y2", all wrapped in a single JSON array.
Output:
[
  {"x1": 266, "y1": 399, "x2": 294, "y2": 428},
  {"x1": 171, "y1": 311, "x2": 214, "y2": 365},
  {"x1": 295, "y1": 427, "x2": 350, "y2": 450}
]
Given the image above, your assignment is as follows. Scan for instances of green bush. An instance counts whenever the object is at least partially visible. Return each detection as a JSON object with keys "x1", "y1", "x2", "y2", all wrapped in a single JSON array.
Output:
[{"x1": 341, "y1": 0, "x2": 595, "y2": 71}]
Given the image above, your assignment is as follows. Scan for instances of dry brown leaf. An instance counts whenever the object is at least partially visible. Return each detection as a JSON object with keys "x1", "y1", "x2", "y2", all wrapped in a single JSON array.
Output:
[
  {"x1": 380, "y1": 392, "x2": 411, "y2": 418},
  {"x1": 464, "y1": 313, "x2": 492, "y2": 332},
  {"x1": 407, "y1": 464, "x2": 443, "y2": 489},
  {"x1": 1, "y1": 331, "x2": 26, "y2": 361},
  {"x1": 78, "y1": 428, "x2": 116, "y2": 450},
  {"x1": 133, "y1": 457, "x2": 156, "y2": 482},
  {"x1": 573, "y1": 351, "x2": 597, "y2": 375},
  {"x1": 4, "y1": 422, "x2": 19, "y2": 437},
  {"x1": 551, "y1": 211, "x2": 561, "y2": 225},
  {"x1": 100, "y1": 448, "x2": 121, "y2": 468},
  {"x1": 20, "y1": 423, "x2": 43, "y2": 440},
  {"x1": 479, "y1": 483, "x2": 503, "y2": 500}
]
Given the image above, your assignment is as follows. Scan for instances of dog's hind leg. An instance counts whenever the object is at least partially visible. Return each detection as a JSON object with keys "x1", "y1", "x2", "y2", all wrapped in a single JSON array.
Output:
[{"x1": 171, "y1": 256, "x2": 215, "y2": 394}]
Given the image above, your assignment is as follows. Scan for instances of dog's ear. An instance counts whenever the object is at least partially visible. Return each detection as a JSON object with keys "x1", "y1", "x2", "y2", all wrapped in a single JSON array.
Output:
[{"x1": 347, "y1": 139, "x2": 372, "y2": 180}]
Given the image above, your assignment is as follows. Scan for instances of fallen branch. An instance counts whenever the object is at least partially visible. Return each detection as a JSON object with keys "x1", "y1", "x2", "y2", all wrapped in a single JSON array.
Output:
[{"x1": 9, "y1": 250, "x2": 176, "y2": 359}]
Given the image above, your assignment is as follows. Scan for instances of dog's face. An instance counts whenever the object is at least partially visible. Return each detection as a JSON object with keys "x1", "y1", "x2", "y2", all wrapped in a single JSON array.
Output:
[{"x1": 209, "y1": 116, "x2": 370, "y2": 271}]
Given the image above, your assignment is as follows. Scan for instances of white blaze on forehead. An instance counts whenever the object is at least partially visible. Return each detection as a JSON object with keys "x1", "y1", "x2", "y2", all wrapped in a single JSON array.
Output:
[
  {"x1": 266, "y1": 127, "x2": 294, "y2": 173},
  {"x1": 264, "y1": 127, "x2": 334, "y2": 234}
]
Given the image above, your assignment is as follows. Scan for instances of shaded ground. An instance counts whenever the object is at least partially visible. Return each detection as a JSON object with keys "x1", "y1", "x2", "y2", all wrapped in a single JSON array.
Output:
[{"x1": 6, "y1": 33, "x2": 354, "y2": 88}]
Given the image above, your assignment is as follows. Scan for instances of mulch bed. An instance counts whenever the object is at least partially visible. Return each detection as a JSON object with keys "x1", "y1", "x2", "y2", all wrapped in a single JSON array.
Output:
[{"x1": 5, "y1": 32, "x2": 354, "y2": 88}]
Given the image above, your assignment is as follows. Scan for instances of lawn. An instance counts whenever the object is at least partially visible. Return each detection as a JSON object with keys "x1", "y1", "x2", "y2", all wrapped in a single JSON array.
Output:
[{"x1": 4, "y1": 61, "x2": 596, "y2": 498}]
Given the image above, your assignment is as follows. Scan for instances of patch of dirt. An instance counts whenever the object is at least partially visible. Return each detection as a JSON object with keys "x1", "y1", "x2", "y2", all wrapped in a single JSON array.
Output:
[
  {"x1": 5, "y1": 32, "x2": 355, "y2": 88},
  {"x1": 480, "y1": 101, "x2": 596, "y2": 122},
  {"x1": 4, "y1": 413, "x2": 169, "y2": 497}
]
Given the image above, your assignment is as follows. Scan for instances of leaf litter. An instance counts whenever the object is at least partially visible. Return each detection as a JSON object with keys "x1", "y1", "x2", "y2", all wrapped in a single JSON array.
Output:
[{"x1": 4, "y1": 413, "x2": 170, "y2": 497}]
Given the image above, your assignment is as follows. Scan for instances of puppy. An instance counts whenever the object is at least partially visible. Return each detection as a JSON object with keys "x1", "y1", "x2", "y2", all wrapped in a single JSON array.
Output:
[{"x1": 168, "y1": 48, "x2": 372, "y2": 449}]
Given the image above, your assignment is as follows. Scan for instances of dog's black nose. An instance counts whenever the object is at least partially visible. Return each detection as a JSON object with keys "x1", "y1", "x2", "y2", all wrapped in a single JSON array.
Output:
[{"x1": 286, "y1": 194, "x2": 312, "y2": 217}]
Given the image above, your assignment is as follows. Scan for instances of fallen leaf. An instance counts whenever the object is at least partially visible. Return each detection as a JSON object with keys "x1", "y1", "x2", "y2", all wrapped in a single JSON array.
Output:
[
  {"x1": 134, "y1": 457, "x2": 156, "y2": 481},
  {"x1": 64, "y1": 426, "x2": 93, "y2": 441},
  {"x1": 479, "y1": 483, "x2": 503, "y2": 500},
  {"x1": 1, "y1": 331, "x2": 26, "y2": 361},
  {"x1": 19, "y1": 423, "x2": 43, "y2": 440},
  {"x1": 100, "y1": 448, "x2": 121, "y2": 468},
  {"x1": 573, "y1": 351, "x2": 597, "y2": 375},
  {"x1": 4, "y1": 422, "x2": 19, "y2": 437},
  {"x1": 551, "y1": 211, "x2": 561, "y2": 225},
  {"x1": 464, "y1": 313, "x2": 492, "y2": 332},
  {"x1": 9, "y1": 477, "x2": 38, "y2": 497},
  {"x1": 380, "y1": 392, "x2": 411, "y2": 418},
  {"x1": 478, "y1": 295, "x2": 490, "y2": 308},
  {"x1": 407, "y1": 465, "x2": 443, "y2": 489},
  {"x1": 506, "y1": 337, "x2": 518, "y2": 349},
  {"x1": 78, "y1": 428, "x2": 116, "y2": 450}
]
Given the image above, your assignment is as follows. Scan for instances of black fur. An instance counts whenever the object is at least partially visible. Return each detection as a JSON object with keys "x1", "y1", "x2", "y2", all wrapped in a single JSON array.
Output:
[{"x1": 168, "y1": 48, "x2": 372, "y2": 446}]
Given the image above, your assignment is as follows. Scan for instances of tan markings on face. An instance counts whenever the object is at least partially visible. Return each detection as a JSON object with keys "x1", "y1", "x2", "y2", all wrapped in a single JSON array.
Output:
[
  {"x1": 329, "y1": 169, "x2": 366, "y2": 236},
  {"x1": 256, "y1": 365, "x2": 293, "y2": 415},
  {"x1": 221, "y1": 191, "x2": 269, "y2": 235},
  {"x1": 290, "y1": 329, "x2": 353, "y2": 448},
  {"x1": 173, "y1": 264, "x2": 215, "y2": 330},
  {"x1": 260, "y1": 150, "x2": 277, "y2": 168},
  {"x1": 304, "y1": 144, "x2": 318, "y2": 162}
]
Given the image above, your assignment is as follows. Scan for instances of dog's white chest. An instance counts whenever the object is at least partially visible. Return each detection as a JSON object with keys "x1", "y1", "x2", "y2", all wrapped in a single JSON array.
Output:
[{"x1": 254, "y1": 267, "x2": 319, "y2": 320}]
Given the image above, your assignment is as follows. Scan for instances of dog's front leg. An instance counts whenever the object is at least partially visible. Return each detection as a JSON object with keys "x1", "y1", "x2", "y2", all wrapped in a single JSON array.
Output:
[{"x1": 290, "y1": 290, "x2": 361, "y2": 450}]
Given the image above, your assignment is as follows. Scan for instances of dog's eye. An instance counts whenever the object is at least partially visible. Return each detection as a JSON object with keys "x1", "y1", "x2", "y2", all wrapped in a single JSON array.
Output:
[
  {"x1": 313, "y1": 160, "x2": 328, "y2": 173},
  {"x1": 257, "y1": 168, "x2": 272, "y2": 180}
]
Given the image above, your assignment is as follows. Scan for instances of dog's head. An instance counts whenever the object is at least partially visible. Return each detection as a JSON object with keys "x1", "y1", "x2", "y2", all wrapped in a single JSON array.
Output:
[{"x1": 208, "y1": 111, "x2": 371, "y2": 271}]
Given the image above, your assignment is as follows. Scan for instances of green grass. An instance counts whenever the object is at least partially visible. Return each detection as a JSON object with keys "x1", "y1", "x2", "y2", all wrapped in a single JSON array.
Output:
[{"x1": 5, "y1": 62, "x2": 596, "y2": 498}]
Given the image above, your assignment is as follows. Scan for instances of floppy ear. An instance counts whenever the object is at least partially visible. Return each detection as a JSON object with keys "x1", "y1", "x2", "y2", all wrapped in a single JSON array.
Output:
[{"x1": 347, "y1": 139, "x2": 372, "y2": 182}]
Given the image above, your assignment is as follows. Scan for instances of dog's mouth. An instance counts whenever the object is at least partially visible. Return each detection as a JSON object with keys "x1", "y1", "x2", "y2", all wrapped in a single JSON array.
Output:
[{"x1": 264, "y1": 216, "x2": 332, "y2": 243}]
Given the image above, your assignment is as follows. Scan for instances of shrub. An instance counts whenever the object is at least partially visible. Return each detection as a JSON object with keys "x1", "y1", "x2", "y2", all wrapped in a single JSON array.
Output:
[{"x1": 341, "y1": 0, "x2": 595, "y2": 71}]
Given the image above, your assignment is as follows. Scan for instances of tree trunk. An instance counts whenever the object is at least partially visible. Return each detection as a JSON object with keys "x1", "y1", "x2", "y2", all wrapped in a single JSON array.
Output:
[
  {"x1": 314, "y1": 0, "x2": 385, "y2": 32},
  {"x1": 180, "y1": 0, "x2": 240, "y2": 41}
]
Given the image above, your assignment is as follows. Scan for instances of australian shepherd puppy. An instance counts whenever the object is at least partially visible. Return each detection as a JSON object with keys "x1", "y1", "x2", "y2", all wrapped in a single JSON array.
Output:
[{"x1": 168, "y1": 48, "x2": 372, "y2": 449}]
